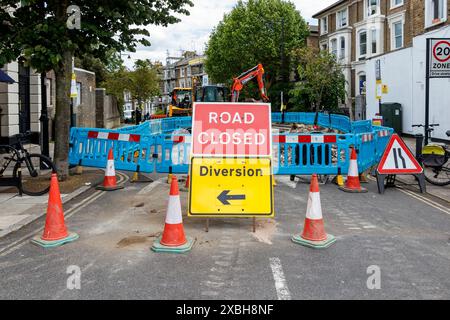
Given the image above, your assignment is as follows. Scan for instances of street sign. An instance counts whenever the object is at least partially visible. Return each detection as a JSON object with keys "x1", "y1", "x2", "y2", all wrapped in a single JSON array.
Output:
[
  {"x1": 375, "y1": 59, "x2": 381, "y2": 81},
  {"x1": 188, "y1": 157, "x2": 274, "y2": 217},
  {"x1": 429, "y1": 38, "x2": 450, "y2": 78},
  {"x1": 376, "y1": 80, "x2": 382, "y2": 100},
  {"x1": 191, "y1": 102, "x2": 272, "y2": 157},
  {"x1": 377, "y1": 134, "x2": 423, "y2": 175}
]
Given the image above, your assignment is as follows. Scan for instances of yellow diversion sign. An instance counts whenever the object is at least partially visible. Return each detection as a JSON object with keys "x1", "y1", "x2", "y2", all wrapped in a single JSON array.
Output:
[{"x1": 188, "y1": 157, "x2": 274, "y2": 217}]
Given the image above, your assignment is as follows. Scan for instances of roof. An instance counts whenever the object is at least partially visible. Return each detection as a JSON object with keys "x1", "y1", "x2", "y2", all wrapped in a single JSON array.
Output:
[
  {"x1": 0, "y1": 69, "x2": 15, "y2": 83},
  {"x1": 308, "y1": 25, "x2": 319, "y2": 33},
  {"x1": 312, "y1": 0, "x2": 347, "y2": 18}
]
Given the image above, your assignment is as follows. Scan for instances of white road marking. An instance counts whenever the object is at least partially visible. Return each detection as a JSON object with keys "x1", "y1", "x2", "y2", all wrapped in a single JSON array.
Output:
[
  {"x1": 137, "y1": 178, "x2": 164, "y2": 195},
  {"x1": 269, "y1": 257, "x2": 291, "y2": 300},
  {"x1": 397, "y1": 187, "x2": 450, "y2": 215}
]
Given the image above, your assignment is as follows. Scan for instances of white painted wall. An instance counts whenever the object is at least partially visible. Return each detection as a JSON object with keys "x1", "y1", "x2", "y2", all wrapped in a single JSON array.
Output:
[{"x1": 366, "y1": 25, "x2": 450, "y2": 140}]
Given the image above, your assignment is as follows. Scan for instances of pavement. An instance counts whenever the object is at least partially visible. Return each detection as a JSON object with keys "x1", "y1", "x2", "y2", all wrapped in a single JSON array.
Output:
[
  {"x1": 0, "y1": 171, "x2": 448, "y2": 300},
  {"x1": 0, "y1": 141, "x2": 101, "y2": 238},
  {"x1": 0, "y1": 187, "x2": 90, "y2": 239},
  {"x1": 399, "y1": 137, "x2": 450, "y2": 203}
]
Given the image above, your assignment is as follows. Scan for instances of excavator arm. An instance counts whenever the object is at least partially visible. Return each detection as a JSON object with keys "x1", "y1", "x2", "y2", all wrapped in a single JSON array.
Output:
[{"x1": 231, "y1": 63, "x2": 270, "y2": 103}]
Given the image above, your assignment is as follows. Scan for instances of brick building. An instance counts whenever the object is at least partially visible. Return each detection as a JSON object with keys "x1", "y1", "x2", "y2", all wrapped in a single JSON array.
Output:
[
  {"x1": 161, "y1": 51, "x2": 211, "y2": 110},
  {"x1": 313, "y1": 0, "x2": 450, "y2": 140}
]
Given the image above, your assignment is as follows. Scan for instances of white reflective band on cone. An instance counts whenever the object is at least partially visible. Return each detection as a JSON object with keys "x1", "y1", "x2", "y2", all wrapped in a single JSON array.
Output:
[
  {"x1": 106, "y1": 160, "x2": 115, "y2": 176},
  {"x1": 165, "y1": 195, "x2": 183, "y2": 224},
  {"x1": 306, "y1": 192, "x2": 323, "y2": 220},
  {"x1": 348, "y1": 159, "x2": 358, "y2": 177}
]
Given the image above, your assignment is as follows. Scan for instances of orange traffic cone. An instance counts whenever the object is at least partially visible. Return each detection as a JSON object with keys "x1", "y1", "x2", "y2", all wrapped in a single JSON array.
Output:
[
  {"x1": 151, "y1": 175, "x2": 195, "y2": 253},
  {"x1": 31, "y1": 173, "x2": 79, "y2": 248},
  {"x1": 180, "y1": 174, "x2": 190, "y2": 192},
  {"x1": 339, "y1": 147, "x2": 368, "y2": 193},
  {"x1": 96, "y1": 149, "x2": 124, "y2": 191},
  {"x1": 292, "y1": 174, "x2": 336, "y2": 249},
  {"x1": 185, "y1": 174, "x2": 190, "y2": 189}
]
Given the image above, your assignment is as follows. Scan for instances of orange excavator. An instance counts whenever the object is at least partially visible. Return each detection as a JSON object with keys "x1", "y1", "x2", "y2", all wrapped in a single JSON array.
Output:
[{"x1": 231, "y1": 63, "x2": 270, "y2": 103}]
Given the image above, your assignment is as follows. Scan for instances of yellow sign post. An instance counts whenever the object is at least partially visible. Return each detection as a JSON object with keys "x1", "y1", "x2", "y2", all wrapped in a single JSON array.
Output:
[{"x1": 188, "y1": 157, "x2": 274, "y2": 217}]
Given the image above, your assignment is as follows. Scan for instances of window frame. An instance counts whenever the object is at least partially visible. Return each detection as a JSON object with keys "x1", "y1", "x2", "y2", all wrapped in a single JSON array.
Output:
[
  {"x1": 390, "y1": 18, "x2": 404, "y2": 50},
  {"x1": 321, "y1": 16, "x2": 329, "y2": 35},
  {"x1": 339, "y1": 36, "x2": 346, "y2": 60},
  {"x1": 367, "y1": 0, "x2": 380, "y2": 17},
  {"x1": 371, "y1": 28, "x2": 378, "y2": 54},
  {"x1": 425, "y1": 0, "x2": 448, "y2": 28},
  {"x1": 336, "y1": 7, "x2": 348, "y2": 29},
  {"x1": 358, "y1": 30, "x2": 368, "y2": 59},
  {"x1": 330, "y1": 38, "x2": 338, "y2": 57},
  {"x1": 390, "y1": 0, "x2": 404, "y2": 9}
]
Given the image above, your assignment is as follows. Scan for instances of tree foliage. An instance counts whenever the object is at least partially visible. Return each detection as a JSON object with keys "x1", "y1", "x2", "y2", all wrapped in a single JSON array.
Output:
[
  {"x1": 0, "y1": 0, "x2": 192, "y2": 179},
  {"x1": 289, "y1": 47, "x2": 347, "y2": 113},
  {"x1": 103, "y1": 59, "x2": 161, "y2": 117},
  {"x1": 75, "y1": 49, "x2": 124, "y2": 86},
  {"x1": 205, "y1": 0, "x2": 309, "y2": 109}
]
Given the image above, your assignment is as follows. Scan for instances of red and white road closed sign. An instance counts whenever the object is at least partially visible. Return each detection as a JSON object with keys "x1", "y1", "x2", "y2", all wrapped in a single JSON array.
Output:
[
  {"x1": 191, "y1": 103, "x2": 272, "y2": 156},
  {"x1": 430, "y1": 38, "x2": 450, "y2": 78}
]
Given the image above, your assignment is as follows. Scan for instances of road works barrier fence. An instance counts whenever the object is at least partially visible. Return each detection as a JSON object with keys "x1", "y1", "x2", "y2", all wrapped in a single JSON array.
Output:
[{"x1": 69, "y1": 112, "x2": 393, "y2": 175}]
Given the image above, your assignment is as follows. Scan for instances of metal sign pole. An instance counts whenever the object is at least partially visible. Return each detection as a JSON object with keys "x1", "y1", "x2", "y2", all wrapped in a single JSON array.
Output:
[{"x1": 425, "y1": 39, "x2": 431, "y2": 146}]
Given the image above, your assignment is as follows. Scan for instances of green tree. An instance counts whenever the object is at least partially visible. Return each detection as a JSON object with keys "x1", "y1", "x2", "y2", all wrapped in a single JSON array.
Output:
[
  {"x1": 0, "y1": 0, "x2": 192, "y2": 180},
  {"x1": 75, "y1": 49, "x2": 124, "y2": 86},
  {"x1": 205, "y1": 0, "x2": 309, "y2": 109},
  {"x1": 289, "y1": 47, "x2": 347, "y2": 113},
  {"x1": 103, "y1": 59, "x2": 160, "y2": 119},
  {"x1": 128, "y1": 59, "x2": 161, "y2": 113}
]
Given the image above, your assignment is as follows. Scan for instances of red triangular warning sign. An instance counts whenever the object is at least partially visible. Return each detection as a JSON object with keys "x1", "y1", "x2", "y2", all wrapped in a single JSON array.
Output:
[{"x1": 377, "y1": 134, "x2": 423, "y2": 175}]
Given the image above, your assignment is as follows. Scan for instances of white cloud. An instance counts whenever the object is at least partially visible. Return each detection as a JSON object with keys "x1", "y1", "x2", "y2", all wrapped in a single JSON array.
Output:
[{"x1": 125, "y1": 0, "x2": 336, "y2": 68}]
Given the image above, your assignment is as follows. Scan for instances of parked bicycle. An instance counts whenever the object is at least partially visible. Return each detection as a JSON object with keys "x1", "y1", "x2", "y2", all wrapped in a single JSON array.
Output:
[
  {"x1": 0, "y1": 131, "x2": 57, "y2": 196},
  {"x1": 413, "y1": 124, "x2": 450, "y2": 186}
]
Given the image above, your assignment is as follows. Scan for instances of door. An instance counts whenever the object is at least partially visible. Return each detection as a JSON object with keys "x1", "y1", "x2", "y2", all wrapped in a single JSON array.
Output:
[{"x1": 18, "y1": 63, "x2": 30, "y2": 134}]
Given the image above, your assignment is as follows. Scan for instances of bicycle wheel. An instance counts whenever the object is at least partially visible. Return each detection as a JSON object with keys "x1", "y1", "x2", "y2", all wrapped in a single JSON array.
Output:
[
  {"x1": 423, "y1": 160, "x2": 450, "y2": 186},
  {"x1": 13, "y1": 154, "x2": 57, "y2": 196}
]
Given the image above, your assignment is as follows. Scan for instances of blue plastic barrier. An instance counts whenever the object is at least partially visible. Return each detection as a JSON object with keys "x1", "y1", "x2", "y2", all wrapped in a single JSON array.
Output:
[
  {"x1": 155, "y1": 134, "x2": 191, "y2": 173},
  {"x1": 272, "y1": 134, "x2": 353, "y2": 175},
  {"x1": 69, "y1": 128, "x2": 156, "y2": 173},
  {"x1": 69, "y1": 112, "x2": 393, "y2": 176}
]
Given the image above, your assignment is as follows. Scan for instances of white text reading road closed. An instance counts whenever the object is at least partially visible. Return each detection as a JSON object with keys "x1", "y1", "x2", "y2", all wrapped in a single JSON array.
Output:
[{"x1": 197, "y1": 131, "x2": 265, "y2": 145}]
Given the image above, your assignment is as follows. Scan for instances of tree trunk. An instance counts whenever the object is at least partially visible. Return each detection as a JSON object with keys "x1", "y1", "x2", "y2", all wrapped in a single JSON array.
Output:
[{"x1": 53, "y1": 51, "x2": 72, "y2": 181}]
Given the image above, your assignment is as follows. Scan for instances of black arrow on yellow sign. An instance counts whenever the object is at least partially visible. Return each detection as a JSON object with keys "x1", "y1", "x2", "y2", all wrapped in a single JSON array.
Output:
[{"x1": 217, "y1": 190, "x2": 246, "y2": 205}]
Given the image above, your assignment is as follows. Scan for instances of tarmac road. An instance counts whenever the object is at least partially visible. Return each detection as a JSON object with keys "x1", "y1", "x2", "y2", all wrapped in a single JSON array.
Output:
[{"x1": 0, "y1": 173, "x2": 449, "y2": 300}]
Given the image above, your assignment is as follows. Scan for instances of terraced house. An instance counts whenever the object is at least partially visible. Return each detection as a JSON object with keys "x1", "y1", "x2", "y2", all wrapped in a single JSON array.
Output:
[{"x1": 314, "y1": 0, "x2": 450, "y2": 140}]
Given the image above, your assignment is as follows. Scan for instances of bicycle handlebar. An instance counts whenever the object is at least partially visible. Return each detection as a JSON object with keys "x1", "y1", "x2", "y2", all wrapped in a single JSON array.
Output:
[{"x1": 412, "y1": 124, "x2": 440, "y2": 127}]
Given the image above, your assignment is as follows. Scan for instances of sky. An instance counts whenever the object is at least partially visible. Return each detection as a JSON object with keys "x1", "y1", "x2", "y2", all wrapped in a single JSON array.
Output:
[{"x1": 124, "y1": 0, "x2": 336, "y2": 68}]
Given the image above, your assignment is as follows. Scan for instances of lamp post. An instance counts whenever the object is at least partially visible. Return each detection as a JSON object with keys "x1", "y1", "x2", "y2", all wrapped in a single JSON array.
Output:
[{"x1": 39, "y1": 72, "x2": 50, "y2": 158}]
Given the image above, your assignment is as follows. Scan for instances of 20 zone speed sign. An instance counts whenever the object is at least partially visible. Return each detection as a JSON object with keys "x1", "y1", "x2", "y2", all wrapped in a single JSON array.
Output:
[{"x1": 430, "y1": 39, "x2": 450, "y2": 78}]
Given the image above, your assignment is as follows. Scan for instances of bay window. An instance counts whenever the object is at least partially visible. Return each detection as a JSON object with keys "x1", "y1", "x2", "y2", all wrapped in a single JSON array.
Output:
[
  {"x1": 340, "y1": 37, "x2": 345, "y2": 60},
  {"x1": 331, "y1": 39, "x2": 338, "y2": 57},
  {"x1": 371, "y1": 29, "x2": 377, "y2": 54}
]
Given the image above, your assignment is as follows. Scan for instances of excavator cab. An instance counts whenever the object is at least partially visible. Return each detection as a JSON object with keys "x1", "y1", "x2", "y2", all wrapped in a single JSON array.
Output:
[
  {"x1": 168, "y1": 88, "x2": 192, "y2": 117},
  {"x1": 195, "y1": 85, "x2": 230, "y2": 103}
]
